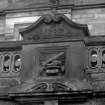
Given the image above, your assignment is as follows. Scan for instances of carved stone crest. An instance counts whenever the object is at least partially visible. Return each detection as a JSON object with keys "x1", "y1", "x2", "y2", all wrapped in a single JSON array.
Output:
[{"x1": 38, "y1": 46, "x2": 66, "y2": 77}]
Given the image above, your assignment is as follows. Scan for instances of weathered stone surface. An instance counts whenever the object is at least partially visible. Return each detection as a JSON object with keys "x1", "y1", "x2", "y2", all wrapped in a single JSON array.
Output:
[
  {"x1": 72, "y1": 8, "x2": 105, "y2": 35},
  {"x1": 5, "y1": 14, "x2": 40, "y2": 40},
  {"x1": 0, "y1": 0, "x2": 8, "y2": 10},
  {"x1": 92, "y1": 81, "x2": 105, "y2": 90},
  {"x1": 0, "y1": 0, "x2": 105, "y2": 12},
  {"x1": 0, "y1": 78, "x2": 20, "y2": 94},
  {"x1": 19, "y1": 13, "x2": 89, "y2": 41},
  {"x1": 2, "y1": 0, "x2": 105, "y2": 40},
  {"x1": 91, "y1": 73, "x2": 105, "y2": 81},
  {"x1": 5, "y1": 0, "x2": 73, "y2": 10},
  {"x1": 59, "y1": 0, "x2": 74, "y2": 5},
  {"x1": 0, "y1": 101, "x2": 16, "y2": 105},
  {"x1": 75, "y1": 0, "x2": 105, "y2": 5}
]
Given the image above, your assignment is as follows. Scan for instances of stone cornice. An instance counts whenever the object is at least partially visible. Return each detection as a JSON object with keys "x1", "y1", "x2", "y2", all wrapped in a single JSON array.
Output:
[
  {"x1": 73, "y1": 3, "x2": 105, "y2": 10},
  {"x1": 6, "y1": 90, "x2": 105, "y2": 103},
  {"x1": 0, "y1": 3, "x2": 104, "y2": 15},
  {"x1": 4, "y1": 4, "x2": 73, "y2": 14}
]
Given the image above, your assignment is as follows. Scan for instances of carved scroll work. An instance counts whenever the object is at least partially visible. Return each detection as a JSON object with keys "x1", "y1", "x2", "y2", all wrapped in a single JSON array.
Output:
[
  {"x1": 18, "y1": 80, "x2": 92, "y2": 92},
  {"x1": 26, "y1": 82, "x2": 73, "y2": 92}
]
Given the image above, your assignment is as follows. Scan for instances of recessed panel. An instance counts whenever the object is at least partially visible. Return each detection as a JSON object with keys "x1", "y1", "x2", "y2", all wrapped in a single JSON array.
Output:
[{"x1": 38, "y1": 46, "x2": 66, "y2": 78}]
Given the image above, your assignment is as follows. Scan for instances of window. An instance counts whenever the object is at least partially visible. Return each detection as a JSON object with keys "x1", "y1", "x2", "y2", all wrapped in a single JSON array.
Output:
[
  {"x1": 1, "y1": 52, "x2": 21, "y2": 73},
  {"x1": 89, "y1": 48, "x2": 98, "y2": 68},
  {"x1": 102, "y1": 50, "x2": 105, "y2": 68},
  {"x1": 3, "y1": 55, "x2": 11, "y2": 72},
  {"x1": 88, "y1": 47, "x2": 105, "y2": 69},
  {"x1": 91, "y1": 50, "x2": 98, "y2": 67},
  {"x1": 13, "y1": 54, "x2": 21, "y2": 72}
]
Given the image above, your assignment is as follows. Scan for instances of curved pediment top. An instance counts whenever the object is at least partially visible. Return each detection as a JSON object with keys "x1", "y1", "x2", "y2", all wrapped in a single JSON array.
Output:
[{"x1": 20, "y1": 13, "x2": 90, "y2": 41}]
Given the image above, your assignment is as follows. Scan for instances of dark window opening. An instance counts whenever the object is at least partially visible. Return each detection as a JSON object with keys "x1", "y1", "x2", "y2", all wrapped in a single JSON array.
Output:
[
  {"x1": 13, "y1": 54, "x2": 21, "y2": 72},
  {"x1": 102, "y1": 50, "x2": 105, "y2": 67},
  {"x1": 3, "y1": 55, "x2": 11, "y2": 72}
]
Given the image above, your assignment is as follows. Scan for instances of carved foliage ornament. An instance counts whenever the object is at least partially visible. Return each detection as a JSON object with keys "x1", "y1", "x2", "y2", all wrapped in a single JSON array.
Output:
[
  {"x1": 43, "y1": 14, "x2": 62, "y2": 24},
  {"x1": 26, "y1": 83, "x2": 48, "y2": 92}
]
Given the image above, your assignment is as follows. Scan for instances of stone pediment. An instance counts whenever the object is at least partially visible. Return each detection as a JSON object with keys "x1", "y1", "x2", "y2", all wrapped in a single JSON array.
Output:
[{"x1": 20, "y1": 13, "x2": 90, "y2": 41}]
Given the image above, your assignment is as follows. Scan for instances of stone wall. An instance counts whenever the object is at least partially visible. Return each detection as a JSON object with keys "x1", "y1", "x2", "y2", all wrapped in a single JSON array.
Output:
[
  {"x1": 74, "y1": 0, "x2": 105, "y2": 5},
  {"x1": 72, "y1": 8, "x2": 105, "y2": 36},
  {"x1": 0, "y1": 1, "x2": 105, "y2": 105},
  {"x1": 4, "y1": 7, "x2": 105, "y2": 40},
  {"x1": 0, "y1": 0, "x2": 105, "y2": 40},
  {"x1": 4, "y1": 9, "x2": 71, "y2": 41}
]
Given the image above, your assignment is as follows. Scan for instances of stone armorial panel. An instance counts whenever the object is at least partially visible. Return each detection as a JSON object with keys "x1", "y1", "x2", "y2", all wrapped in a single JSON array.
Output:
[{"x1": 8, "y1": 13, "x2": 92, "y2": 94}]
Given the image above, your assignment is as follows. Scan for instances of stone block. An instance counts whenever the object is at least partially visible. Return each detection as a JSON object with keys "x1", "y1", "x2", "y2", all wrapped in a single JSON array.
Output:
[
  {"x1": 0, "y1": 78, "x2": 20, "y2": 94},
  {"x1": 75, "y1": 0, "x2": 105, "y2": 5},
  {"x1": 0, "y1": 0, "x2": 8, "y2": 10},
  {"x1": 92, "y1": 81, "x2": 105, "y2": 90},
  {"x1": 0, "y1": 101, "x2": 16, "y2": 105},
  {"x1": 60, "y1": 0, "x2": 74, "y2": 5},
  {"x1": 88, "y1": 22, "x2": 105, "y2": 35},
  {"x1": 91, "y1": 73, "x2": 105, "y2": 81},
  {"x1": 72, "y1": 8, "x2": 105, "y2": 36}
]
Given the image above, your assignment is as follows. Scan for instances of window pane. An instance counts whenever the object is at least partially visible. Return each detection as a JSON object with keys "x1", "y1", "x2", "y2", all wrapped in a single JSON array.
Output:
[
  {"x1": 102, "y1": 50, "x2": 105, "y2": 67},
  {"x1": 90, "y1": 50, "x2": 97, "y2": 68},
  {"x1": 3, "y1": 55, "x2": 11, "y2": 72},
  {"x1": 13, "y1": 54, "x2": 21, "y2": 72}
]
